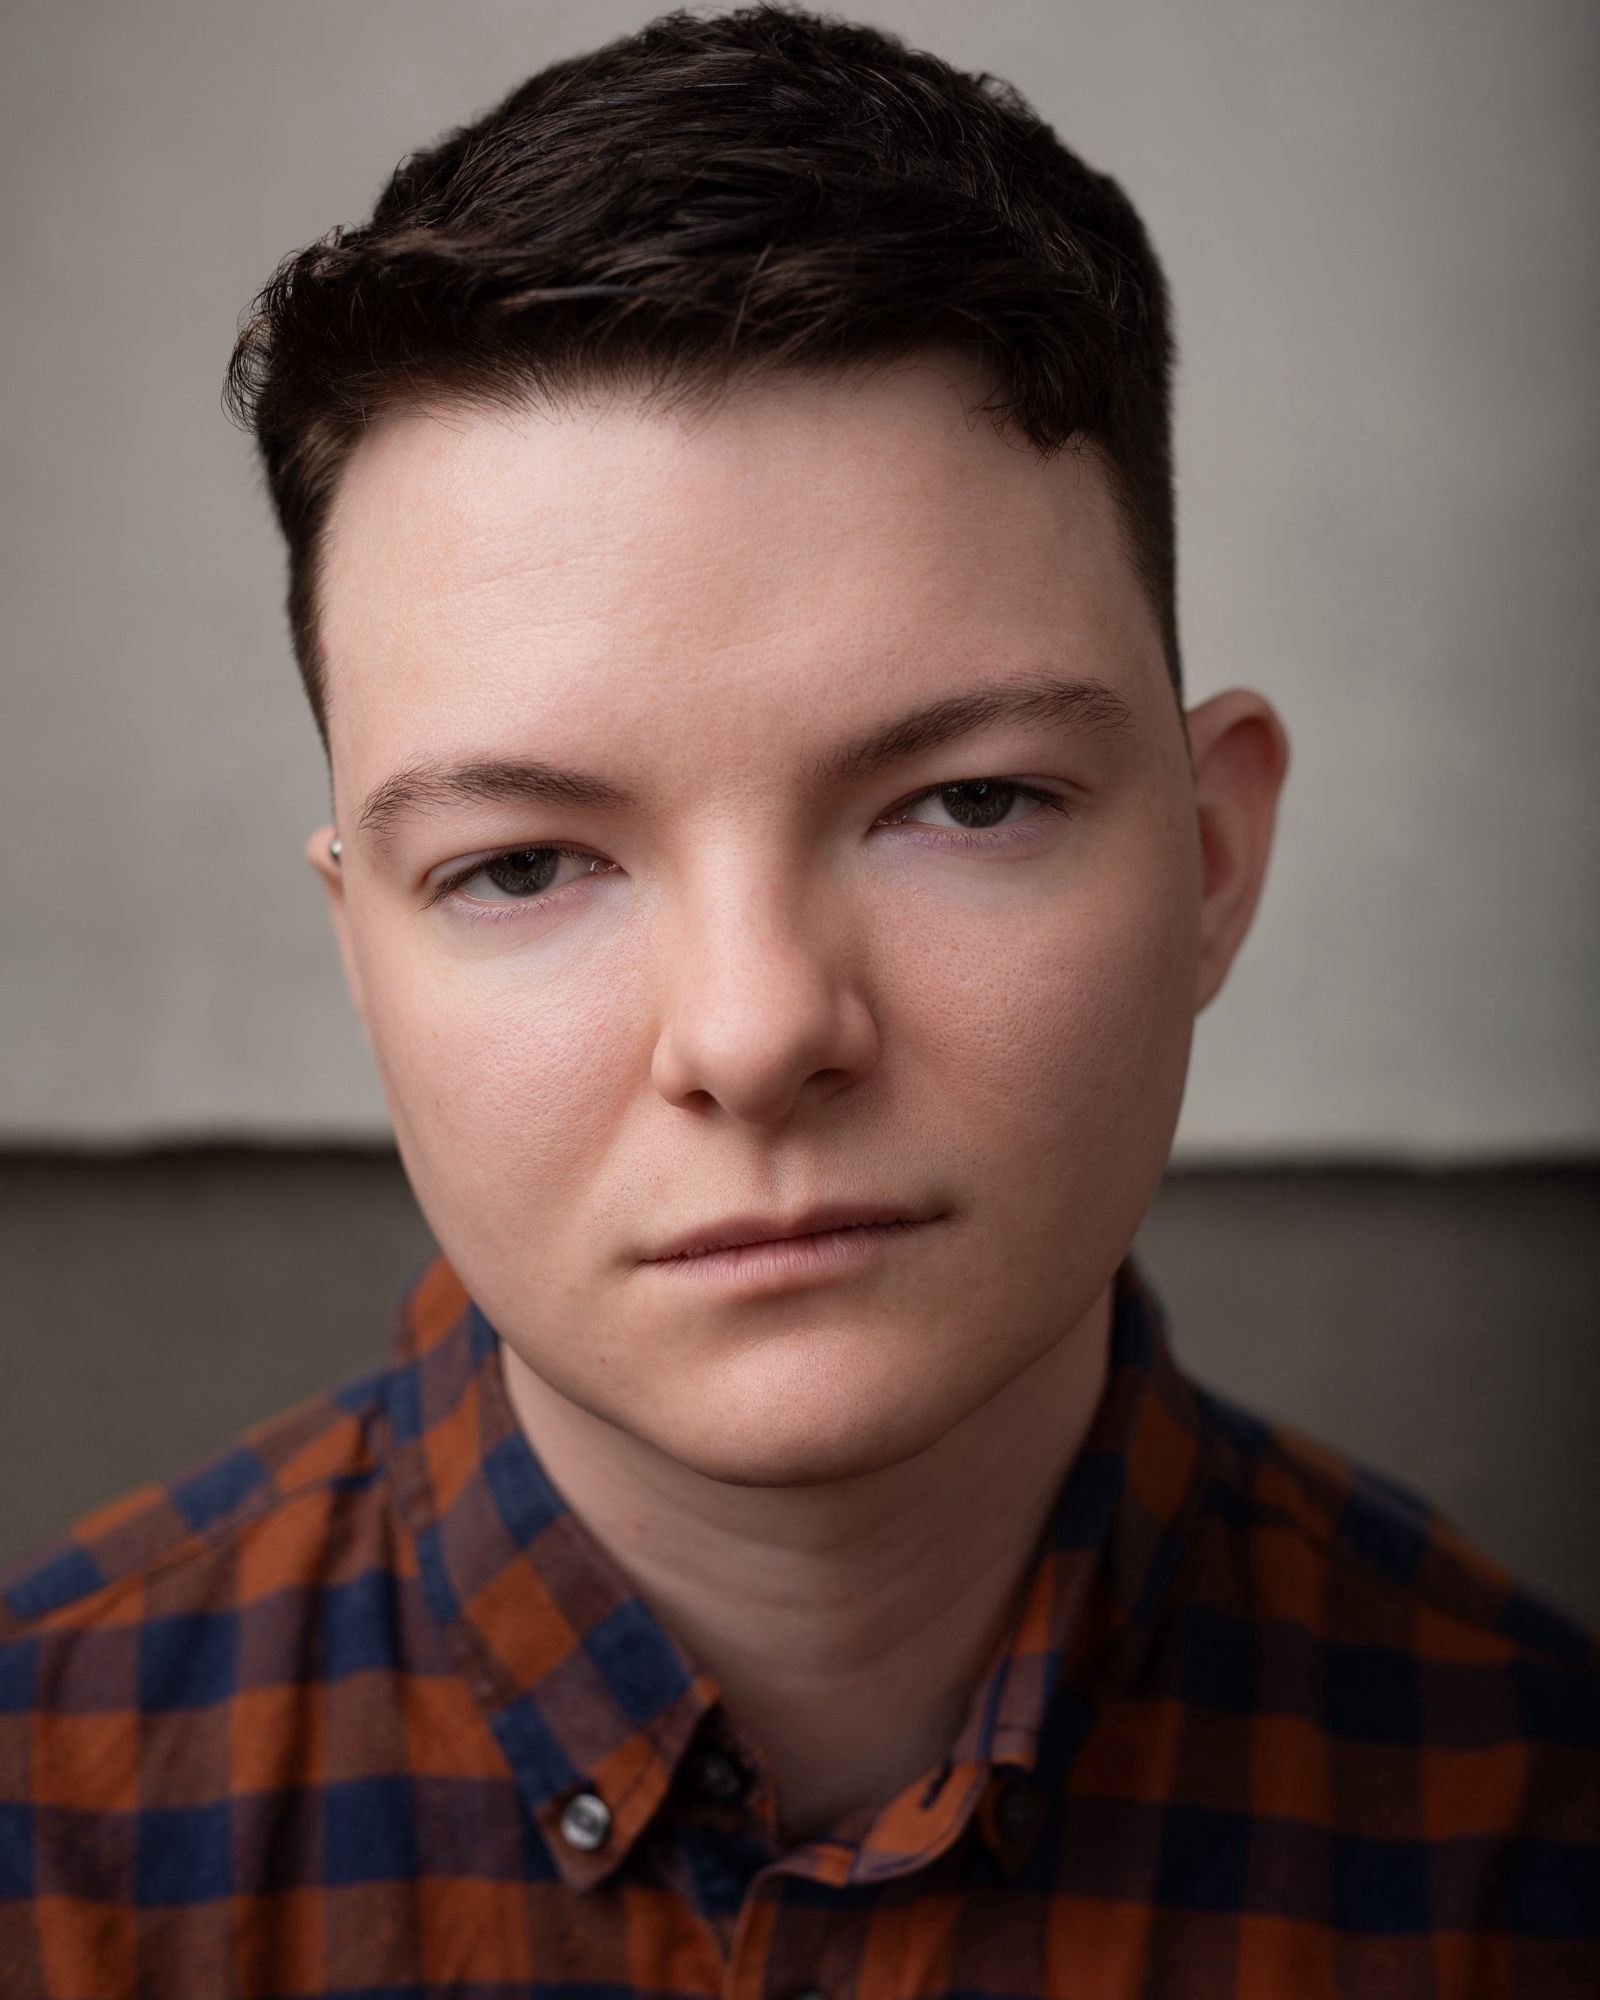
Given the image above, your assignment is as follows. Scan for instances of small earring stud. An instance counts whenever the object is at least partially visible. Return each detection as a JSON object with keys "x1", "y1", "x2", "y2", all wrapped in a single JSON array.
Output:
[{"x1": 330, "y1": 837, "x2": 343, "y2": 864}]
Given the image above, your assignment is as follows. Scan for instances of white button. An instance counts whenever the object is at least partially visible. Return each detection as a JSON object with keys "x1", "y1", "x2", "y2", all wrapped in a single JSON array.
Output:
[{"x1": 559, "y1": 1790, "x2": 611, "y2": 1851}]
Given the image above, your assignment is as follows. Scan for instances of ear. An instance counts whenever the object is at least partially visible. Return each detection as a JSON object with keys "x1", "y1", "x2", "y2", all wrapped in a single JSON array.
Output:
[
  {"x1": 305, "y1": 825, "x2": 370, "y2": 1032},
  {"x1": 1182, "y1": 690, "x2": 1291, "y2": 1014}
]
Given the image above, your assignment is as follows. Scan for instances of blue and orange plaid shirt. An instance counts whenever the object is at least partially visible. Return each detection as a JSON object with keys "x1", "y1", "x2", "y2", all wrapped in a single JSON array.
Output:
[{"x1": 1, "y1": 1249, "x2": 1596, "y2": 1998}]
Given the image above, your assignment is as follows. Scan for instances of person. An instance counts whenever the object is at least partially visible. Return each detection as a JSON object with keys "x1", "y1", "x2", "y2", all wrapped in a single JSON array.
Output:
[{"x1": 1, "y1": 8, "x2": 1594, "y2": 1994}]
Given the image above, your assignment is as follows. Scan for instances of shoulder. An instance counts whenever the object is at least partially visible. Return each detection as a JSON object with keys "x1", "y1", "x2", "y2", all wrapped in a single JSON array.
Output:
[
  {"x1": 1178, "y1": 1378, "x2": 1598, "y2": 1893},
  {"x1": 0, "y1": 1356, "x2": 394, "y2": 1656},
  {"x1": 1140, "y1": 1383, "x2": 1599, "y2": 1946},
  {"x1": 0, "y1": 1347, "x2": 470, "y2": 1937},
  {"x1": 1188, "y1": 1379, "x2": 1597, "y2": 1675}
]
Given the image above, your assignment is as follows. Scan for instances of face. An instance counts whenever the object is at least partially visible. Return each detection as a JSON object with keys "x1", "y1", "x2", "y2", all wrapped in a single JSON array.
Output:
[{"x1": 312, "y1": 356, "x2": 1276, "y2": 1488}]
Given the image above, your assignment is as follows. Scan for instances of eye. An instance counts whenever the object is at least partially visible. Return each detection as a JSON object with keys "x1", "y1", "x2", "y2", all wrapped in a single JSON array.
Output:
[
  {"x1": 880, "y1": 777, "x2": 1071, "y2": 839},
  {"x1": 425, "y1": 845, "x2": 613, "y2": 908},
  {"x1": 426, "y1": 778, "x2": 1070, "y2": 917}
]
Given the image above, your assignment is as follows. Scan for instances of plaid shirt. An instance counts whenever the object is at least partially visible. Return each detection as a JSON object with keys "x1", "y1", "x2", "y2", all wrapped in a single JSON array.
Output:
[{"x1": 1, "y1": 1250, "x2": 1595, "y2": 1999}]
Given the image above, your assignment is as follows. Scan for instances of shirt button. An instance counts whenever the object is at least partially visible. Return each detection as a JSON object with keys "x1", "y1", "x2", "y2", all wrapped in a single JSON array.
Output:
[
  {"x1": 558, "y1": 1791, "x2": 612, "y2": 1852},
  {"x1": 684, "y1": 1746, "x2": 748, "y2": 1803}
]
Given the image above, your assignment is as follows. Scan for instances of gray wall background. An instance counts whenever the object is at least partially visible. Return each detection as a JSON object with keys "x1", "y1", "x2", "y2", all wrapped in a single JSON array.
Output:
[
  {"x1": 0, "y1": 5, "x2": 1595, "y2": 1625},
  {"x1": 2, "y1": 0, "x2": 1596, "y2": 1154}
]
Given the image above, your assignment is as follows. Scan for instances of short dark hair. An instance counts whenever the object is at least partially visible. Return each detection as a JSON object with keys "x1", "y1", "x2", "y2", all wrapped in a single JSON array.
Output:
[{"x1": 226, "y1": 4, "x2": 1180, "y2": 748}]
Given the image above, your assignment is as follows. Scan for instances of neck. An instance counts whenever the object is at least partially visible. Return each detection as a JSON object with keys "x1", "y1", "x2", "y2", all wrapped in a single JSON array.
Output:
[{"x1": 498, "y1": 1283, "x2": 1113, "y2": 1844}]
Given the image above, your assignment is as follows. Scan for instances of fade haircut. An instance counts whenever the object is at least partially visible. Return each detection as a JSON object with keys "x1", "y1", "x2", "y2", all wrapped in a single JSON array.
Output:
[{"x1": 225, "y1": 4, "x2": 1180, "y2": 749}]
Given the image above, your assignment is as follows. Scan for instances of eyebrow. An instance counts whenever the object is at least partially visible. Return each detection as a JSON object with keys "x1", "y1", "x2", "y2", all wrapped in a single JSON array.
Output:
[{"x1": 353, "y1": 671, "x2": 1136, "y2": 854}]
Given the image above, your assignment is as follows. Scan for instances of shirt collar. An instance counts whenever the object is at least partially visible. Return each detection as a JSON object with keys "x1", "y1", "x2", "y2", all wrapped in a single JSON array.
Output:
[{"x1": 382, "y1": 1248, "x2": 1205, "y2": 1892}]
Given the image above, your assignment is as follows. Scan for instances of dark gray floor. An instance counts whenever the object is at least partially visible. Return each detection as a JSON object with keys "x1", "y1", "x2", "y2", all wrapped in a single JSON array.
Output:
[{"x1": 1, "y1": 1151, "x2": 1595, "y2": 1625}]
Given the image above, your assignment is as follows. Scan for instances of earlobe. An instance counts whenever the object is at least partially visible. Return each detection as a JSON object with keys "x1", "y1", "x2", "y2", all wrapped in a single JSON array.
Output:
[
  {"x1": 305, "y1": 824, "x2": 369, "y2": 1031},
  {"x1": 1183, "y1": 690, "x2": 1291, "y2": 1014}
]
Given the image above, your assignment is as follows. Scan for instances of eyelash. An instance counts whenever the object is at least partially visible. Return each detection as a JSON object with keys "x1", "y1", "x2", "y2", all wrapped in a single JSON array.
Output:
[{"x1": 424, "y1": 778, "x2": 1073, "y2": 918}]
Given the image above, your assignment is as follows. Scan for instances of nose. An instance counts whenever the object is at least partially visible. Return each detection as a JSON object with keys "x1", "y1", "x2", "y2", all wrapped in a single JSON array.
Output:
[{"x1": 649, "y1": 865, "x2": 879, "y2": 1125}]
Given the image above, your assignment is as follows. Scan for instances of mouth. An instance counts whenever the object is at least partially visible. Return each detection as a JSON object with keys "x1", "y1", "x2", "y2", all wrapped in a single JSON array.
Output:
[
  {"x1": 642, "y1": 1214, "x2": 947, "y2": 1292},
  {"x1": 645, "y1": 1200, "x2": 944, "y2": 1263}
]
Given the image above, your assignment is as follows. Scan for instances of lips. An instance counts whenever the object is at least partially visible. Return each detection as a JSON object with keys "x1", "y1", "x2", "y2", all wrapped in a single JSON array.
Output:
[{"x1": 646, "y1": 1200, "x2": 938, "y2": 1262}]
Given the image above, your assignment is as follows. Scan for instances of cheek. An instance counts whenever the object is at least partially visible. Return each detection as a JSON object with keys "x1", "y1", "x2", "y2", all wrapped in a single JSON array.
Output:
[
  {"x1": 354, "y1": 928, "x2": 637, "y2": 1237},
  {"x1": 924, "y1": 811, "x2": 1199, "y2": 1214}
]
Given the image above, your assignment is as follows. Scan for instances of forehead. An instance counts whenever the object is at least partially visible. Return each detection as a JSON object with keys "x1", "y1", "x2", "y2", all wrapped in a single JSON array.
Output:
[{"x1": 316, "y1": 359, "x2": 1165, "y2": 779}]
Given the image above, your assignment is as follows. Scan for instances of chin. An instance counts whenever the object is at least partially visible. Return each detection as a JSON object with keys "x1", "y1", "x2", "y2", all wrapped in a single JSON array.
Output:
[
  {"x1": 668, "y1": 1429, "x2": 935, "y2": 1491},
  {"x1": 656, "y1": 1367, "x2": 960, "y2": 1489}
]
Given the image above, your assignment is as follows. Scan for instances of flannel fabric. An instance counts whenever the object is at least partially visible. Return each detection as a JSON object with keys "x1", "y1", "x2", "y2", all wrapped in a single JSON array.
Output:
[{"x1": 1, "y1": 1249, "x2": 1595, "y2": 1999}]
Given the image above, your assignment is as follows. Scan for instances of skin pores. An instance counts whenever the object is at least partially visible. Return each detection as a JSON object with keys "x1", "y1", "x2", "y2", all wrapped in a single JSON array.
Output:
[{"x1": 313, "y1": 359, "x2": 1217, "y2": 1493}]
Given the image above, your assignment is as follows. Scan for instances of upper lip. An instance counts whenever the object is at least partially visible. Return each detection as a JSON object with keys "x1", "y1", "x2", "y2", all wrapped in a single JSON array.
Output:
[{"x1": 645, "y1": 1200, "x2": 940, "y2": 1261}]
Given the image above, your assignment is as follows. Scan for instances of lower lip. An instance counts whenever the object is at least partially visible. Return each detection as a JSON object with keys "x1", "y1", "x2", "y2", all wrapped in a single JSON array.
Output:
[{"x1": 644, "y1": 1218, "x2": 940, "y2": 1292}]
